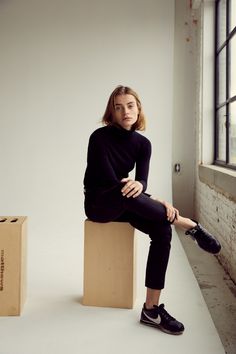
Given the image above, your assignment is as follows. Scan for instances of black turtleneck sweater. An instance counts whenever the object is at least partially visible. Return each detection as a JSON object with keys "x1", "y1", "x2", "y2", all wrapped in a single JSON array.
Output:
[{"x1": 83, "y1": 125, "x2": 152, "y2": 198}]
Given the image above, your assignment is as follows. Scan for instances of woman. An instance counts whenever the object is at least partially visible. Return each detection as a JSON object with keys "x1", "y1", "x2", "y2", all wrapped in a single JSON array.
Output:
[{"x1": 83, "y1": 85, "x2": 221, "y2": 335}]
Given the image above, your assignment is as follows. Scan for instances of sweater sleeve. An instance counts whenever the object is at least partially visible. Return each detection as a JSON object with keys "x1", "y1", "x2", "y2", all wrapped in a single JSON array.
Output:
[
  {"x1": 84, "y1": 131, "x2": 120, "y2": 189},
  {"x1": 135, "y1": 138, "x2": 152, "y2": 192}
]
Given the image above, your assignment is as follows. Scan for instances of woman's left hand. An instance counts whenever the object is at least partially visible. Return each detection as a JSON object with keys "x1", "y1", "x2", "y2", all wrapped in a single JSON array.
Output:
[
  {"x1": 121, "y1": 178, "x2": 143, "y2": 198},
  {"x1": 162, "y1": 201, "x2": 179, "y2": 223}
]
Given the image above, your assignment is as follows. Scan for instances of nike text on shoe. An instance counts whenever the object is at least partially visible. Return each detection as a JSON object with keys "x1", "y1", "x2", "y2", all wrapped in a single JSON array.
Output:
[
  {"x1": 140, "y1": 303, "x2": 184, "y2": 335},
  {"x1": 185, "y1": 221, "x2": 221, "y2": 254}
]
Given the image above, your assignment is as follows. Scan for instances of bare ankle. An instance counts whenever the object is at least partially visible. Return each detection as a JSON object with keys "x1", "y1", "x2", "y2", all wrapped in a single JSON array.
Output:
[
  {"x1": 187, "y1": 219, "x2": 197, "y2": 229},
  {"x1": 174, "y1": 216, "x2": 196, "y2": 230},
  {"x1": 145, "y1": 302, "x2": 156, "y2": 309}
]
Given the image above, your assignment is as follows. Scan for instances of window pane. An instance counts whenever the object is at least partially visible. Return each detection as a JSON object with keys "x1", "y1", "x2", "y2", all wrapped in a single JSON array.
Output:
[
  {"x1": 216, "y1": 106, "x2": 227, "y2": 161},
  {"x1": 217, "y1": 47, "x2": 227, "y2": 105},
  {"x1": 230, "y1": 102, "x2": 236, "y2": 164},
  {"x1": 230, "y1": 35, "x2": 236, "y2": 97},
  {"x1": 218, "y1": 0, "x2": 227, "y2": 48},
  {"x1": 230, "y1": 0, "x2": 236, "y2": 31}
]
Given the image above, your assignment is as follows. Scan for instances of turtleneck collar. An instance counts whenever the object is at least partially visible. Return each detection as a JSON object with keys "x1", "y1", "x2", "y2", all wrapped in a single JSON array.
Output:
[{"x1": 107, "y1": 123, "x2": 135, "y2": 138}]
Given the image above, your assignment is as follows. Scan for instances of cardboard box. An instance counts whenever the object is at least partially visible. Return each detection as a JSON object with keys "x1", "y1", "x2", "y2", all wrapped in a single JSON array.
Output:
[
  {"x1": 0, "y1": 216, "x2": 27, "y2": 316},
  {"x1": 83, "y1": 220, "x2": 136, "y2": 309}
]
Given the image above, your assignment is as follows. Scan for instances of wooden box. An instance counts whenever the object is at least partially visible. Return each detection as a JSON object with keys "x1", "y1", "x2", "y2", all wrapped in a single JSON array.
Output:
[
  {"x1": 0, "y1": 217, "x2": 27, "y2": 316},
  {"x1": 83, "y1": 220, "x2": 136, "y2": 309}
]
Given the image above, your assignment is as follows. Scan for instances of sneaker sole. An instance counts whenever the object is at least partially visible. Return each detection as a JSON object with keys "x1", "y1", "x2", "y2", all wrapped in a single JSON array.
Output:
[{"x1": 140, "y1": 319, "x2": 184, "y2": 335}]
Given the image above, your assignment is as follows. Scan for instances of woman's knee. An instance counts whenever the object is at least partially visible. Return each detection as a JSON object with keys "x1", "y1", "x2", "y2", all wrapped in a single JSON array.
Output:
[
  {"x1": 124, "y1": 193, "x2": 167, "y2": 222},
  {"x1": 149, "y1": 223, "x2": 172, "y2": 244}
]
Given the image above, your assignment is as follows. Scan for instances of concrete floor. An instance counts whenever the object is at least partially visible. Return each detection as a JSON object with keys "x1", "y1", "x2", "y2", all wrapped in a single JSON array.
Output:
[
  {"x1": 0, "y1": 229, "x2": 225, "y2": 354},
  {"x1": 176, "y1": 228, "x2": 236, "y2": 354}
]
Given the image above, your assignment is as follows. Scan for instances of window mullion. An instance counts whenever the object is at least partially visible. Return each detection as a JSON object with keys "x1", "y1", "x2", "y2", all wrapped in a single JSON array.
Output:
[
  {"x1": 214, "y1": 2, "x2": 218, "y2": 161},
  {"x1": 226, "y1": 0, "x2": 230, "y2": 164}
]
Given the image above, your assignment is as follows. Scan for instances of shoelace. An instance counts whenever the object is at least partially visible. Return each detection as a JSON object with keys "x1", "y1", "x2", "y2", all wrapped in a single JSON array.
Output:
[
  {"x1": 194, "y1": 225, "x2": 214, "y2": 241},
  {"x1": 186, "y1": 228, "x2": 197, "y2": 236},
  {"x1": 186, "y1": 224, "x2": 209, "y2": 238},
  {"x1": 158, "y1": 305, "x2": 175, "y2": 322},
  {"x1": 185, "y1": 224, "x2": 199, "y2": 236}
]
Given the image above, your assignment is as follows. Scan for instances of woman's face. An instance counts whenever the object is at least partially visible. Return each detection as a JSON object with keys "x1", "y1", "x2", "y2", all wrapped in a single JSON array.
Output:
[{"x1": 112, "y1": 94, "x2": 139, "y2": 130}]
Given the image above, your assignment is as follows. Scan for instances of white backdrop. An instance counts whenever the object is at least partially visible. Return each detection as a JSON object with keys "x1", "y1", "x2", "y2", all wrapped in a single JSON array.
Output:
[{"x1": 0, "y1": 0, "x2": 174, "y2": 292}]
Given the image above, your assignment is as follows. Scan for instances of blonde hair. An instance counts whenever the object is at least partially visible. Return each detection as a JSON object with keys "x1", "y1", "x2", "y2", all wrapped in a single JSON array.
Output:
[{"x1": 101, "y1": 85, "x2": 146, "y2": 131}]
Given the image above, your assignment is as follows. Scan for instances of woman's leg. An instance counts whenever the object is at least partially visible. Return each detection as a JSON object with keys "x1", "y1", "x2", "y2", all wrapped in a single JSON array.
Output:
[
  {"x1": 173, "y1": 215, "x2": 196, "y2": 230},
  {"x1": 143, "y1": 217, "x2": 196, "y2": 308},
  {"x1": 143, "y1": 217, "x2": 198, "y2": 308},
  {"x1": 96, "y1": 192, "x2": 185, "y2": 334},
  {"x1": 145, "y1": 288, "x2": 161, "y2": 309},
  {"x1": 117, "y1": 211, "x2": 172, "y2": 293}
]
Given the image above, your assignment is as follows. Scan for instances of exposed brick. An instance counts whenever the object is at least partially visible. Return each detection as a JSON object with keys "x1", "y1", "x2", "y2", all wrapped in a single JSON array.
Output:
[{"x1": 195, "y1": 179, "x2": 236, "y2": 283}]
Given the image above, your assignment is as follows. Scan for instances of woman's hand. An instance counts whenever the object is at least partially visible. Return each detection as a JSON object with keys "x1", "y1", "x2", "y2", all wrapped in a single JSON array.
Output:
[
  {"x1": 150, "y1": 196, "x2": 179, "y2": 223},
  {"x1": 162, "y1": 201, "x2": 179, "y2": 223},
  {"x1": 121, "y1": 178, "x2": 143, "y2": 198}
]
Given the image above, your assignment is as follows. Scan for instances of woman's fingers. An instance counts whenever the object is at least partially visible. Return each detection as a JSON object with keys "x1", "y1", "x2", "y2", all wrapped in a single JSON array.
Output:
[
  {"x1": 174, "y1": 208, "x2": 179, "y2": 220},
  {"x1": 121, "y1": 180, "x2": 143, "y2": 198},
  {"x1": 121, "y1": 177, "x2": 131, "y2": 183},
  {"x1": 122, "y1": 182, "x2": 137, "y2": 197},
  {"x1": 164, "y1": 202, "x2": 178, "y2": 222},
  {"x1": 166, "y1": 208, "x2": 175, "y2": 222}
]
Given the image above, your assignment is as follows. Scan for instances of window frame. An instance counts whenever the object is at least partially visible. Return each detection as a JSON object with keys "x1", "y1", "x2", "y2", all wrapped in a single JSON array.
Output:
[{"x1": 214, "y1": 0, "x2": 236, "y2": 170}]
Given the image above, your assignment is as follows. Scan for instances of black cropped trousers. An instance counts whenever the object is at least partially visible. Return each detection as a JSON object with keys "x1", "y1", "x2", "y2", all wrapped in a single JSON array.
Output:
[{"x1": 84, "y1": 185, "x2": 172, "y2": 290}]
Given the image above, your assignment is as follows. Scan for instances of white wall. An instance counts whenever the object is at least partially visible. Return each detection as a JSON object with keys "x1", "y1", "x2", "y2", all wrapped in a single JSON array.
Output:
[
  {"x1": 0, "y1": 0, "x2": 175, "y2": 283},
  {"x1": 172, "y1": 0, "x2": 197, "y2": 218}
]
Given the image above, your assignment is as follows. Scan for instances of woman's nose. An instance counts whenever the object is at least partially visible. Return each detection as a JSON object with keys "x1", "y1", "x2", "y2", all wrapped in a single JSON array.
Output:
[{"x1": 123, "y1": 106, "x2": 129, "y2": 115}]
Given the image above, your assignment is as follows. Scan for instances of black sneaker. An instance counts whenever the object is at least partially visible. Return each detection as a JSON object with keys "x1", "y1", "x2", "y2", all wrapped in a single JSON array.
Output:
[
  {"x1": 185, "y1": 221, "x2": 221, "y2": 254},
  {"x1": 140, "y1": 303, "x2": 184, "y2": 335}
]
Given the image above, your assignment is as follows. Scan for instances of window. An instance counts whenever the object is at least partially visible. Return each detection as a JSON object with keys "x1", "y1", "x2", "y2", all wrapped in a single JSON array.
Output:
[{"x1": 215, "y1": 0, "x2": 236, "y2": 169}]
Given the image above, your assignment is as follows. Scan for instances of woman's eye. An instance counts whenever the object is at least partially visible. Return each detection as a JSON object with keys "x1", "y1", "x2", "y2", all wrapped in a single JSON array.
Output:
[{"x1": 128, "y1": 104, "x2": 134, "y2": 109}]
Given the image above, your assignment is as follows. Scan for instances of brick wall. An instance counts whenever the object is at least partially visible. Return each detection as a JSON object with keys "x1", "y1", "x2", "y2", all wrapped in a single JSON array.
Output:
[{"x1": 195, "y1": 180, "x2": 236, "y2": 283}]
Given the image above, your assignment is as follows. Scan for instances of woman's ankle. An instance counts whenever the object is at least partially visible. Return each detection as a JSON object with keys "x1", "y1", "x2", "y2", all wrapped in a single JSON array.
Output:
[
  {"x1": 145, "y1": 302, "x2": 157, "y2": 309},
  {"x1": 174, "y1": 216, "x2": 197, "y2": 230}
]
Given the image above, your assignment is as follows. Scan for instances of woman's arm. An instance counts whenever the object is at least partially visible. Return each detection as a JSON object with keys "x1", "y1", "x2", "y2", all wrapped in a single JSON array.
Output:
[
  {"x1": 121, "y1": 138, "x2": 152, "y2": 198},
  {"x1": 84, "y1": 132, "x2": 120, "y2": 188},
  {"x1": 135, "y1": 138, "x2": 152, "y2": 191}
]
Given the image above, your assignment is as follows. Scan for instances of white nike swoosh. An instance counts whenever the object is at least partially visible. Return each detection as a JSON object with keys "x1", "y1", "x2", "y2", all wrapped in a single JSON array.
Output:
[{"x1": 143, "y1": 311, "x2": 161, "y2": 325}]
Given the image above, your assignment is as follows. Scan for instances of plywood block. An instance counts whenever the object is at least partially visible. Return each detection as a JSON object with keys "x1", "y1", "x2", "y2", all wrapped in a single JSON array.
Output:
[
  {"x1": 0, "y1": 217, "x2": 27, "y2": 316},
  {"x1": 83, "y1": 220, "x2": 136, "y2": 309}
]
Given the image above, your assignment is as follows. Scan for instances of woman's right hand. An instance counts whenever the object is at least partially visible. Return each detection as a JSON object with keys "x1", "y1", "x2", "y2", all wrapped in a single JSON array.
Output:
[{"x1": 121, "y1": 178, "x2": 143, "y2": 198}]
